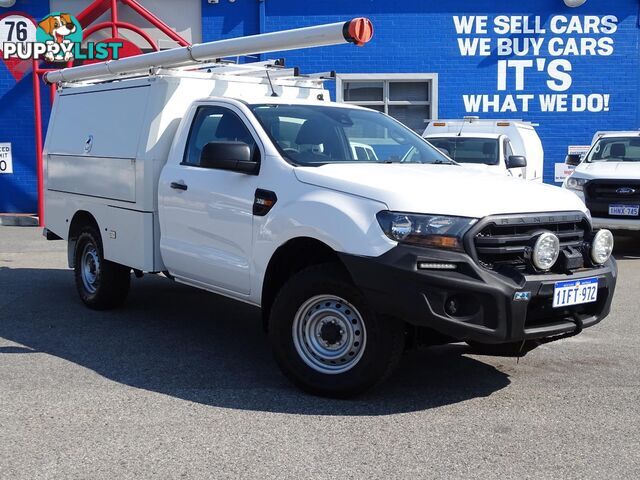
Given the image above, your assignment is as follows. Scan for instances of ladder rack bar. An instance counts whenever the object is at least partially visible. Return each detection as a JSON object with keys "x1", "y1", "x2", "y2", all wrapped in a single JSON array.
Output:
[{"x1": 44, "y1": 18, "x2": 373, "y2": 85}]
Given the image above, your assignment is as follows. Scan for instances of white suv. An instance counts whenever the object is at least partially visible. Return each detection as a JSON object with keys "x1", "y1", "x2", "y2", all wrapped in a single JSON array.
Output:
[{"x1": 564, "y1": 132, "x2": 640, "y2": 231}]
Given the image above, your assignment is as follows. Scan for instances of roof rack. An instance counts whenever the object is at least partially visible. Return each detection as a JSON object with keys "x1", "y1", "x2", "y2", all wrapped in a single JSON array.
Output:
[{"x1": 44, "y1": 18, "x2": 373, "y2": 85}]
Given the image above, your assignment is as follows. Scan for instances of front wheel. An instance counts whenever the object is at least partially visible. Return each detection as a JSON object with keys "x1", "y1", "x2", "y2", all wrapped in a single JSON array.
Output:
[
  {"x1": 268, "y1": 264, "x2": 404, "y2": 398},
  {"x1": 74, "y1": 226, "x2": 131, "y2": 310}
]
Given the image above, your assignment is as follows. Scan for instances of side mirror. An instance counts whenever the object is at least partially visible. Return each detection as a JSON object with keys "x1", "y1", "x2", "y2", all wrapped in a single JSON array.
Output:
[
  {"x1": 436, "y1": 147, "x2": 450, "y2": 157},
  {"x1": 507, "y1": 155, "x2": 527, "y2": 169},
  {"x1": 565, "y1": 153, "x2": 582, "y2": 167},
  {"x1": 200, "y1": 141, "x2": 259, "y2": 174}
]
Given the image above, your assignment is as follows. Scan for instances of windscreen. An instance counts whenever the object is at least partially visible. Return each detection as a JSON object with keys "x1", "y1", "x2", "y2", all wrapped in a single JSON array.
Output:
[
  {"x1": 425, "y1": 137, "x2": 500, "y2": 166},
  {"x1": 586, "y1": 137, "x2": 640, "y2": 163},
  {"x1": 250, "y1": 104, "x2": 453, "y2": 166}
]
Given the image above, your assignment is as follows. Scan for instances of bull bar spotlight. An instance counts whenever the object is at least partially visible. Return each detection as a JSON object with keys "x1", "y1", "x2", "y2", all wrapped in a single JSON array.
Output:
[
  {"x1": 591, "y1": 229, "x2": 614, "y2": 265},
  {"x1": 532, "y1": 232, "x2": 560, "y2": 271}
]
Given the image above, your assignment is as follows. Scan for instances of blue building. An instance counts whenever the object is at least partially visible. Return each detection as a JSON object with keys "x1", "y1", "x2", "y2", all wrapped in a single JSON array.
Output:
[{"x1": 1, "y1": 0, "x2": 638, "y2": 213}]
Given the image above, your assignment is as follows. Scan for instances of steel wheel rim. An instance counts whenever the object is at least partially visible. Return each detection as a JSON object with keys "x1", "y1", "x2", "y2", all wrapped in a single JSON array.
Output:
[
  {"x1": 292, "y1": 295, "x2": 367, "y2": 375},
  {"x1": 81, "y1": 242, "x2": 100, "y2": 294}
]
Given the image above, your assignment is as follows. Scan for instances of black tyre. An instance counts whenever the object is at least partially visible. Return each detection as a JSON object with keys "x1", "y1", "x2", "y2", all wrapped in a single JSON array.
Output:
[
  {"x1": 268, "y1": 263, "x2": 404, "y2": 398},
  {"x1": 73, "y1": 226, "x2": 131, "y2": 310}
]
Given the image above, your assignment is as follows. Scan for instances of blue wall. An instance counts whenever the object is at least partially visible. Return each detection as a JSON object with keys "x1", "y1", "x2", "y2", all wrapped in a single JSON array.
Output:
[
  {"x1": 0, "y1": 0, "x2": 638, "y2": 212},
  {"x1": 0, "y1": 0, "x2": 51, "y2": 213}
]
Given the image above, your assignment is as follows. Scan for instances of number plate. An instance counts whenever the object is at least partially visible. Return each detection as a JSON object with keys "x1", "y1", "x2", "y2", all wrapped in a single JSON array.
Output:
[
  {"x1": 553, "y1": 278, "x2": 598, "y2": 308},
  {"x1": 609, "y1": 204, "x2": 639, "y2": 216}
]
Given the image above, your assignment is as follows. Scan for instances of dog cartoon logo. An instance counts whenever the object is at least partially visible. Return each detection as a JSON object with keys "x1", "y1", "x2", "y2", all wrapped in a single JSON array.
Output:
[{"x1": 36, "y1": 12, "x2": 82, "y2": 62}]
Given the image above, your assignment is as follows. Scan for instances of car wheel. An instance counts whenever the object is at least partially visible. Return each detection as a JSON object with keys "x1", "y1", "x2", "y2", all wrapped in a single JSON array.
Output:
[
  {"x1": 268, "y1": 263, "x2": 404, "y2": 398},
  {"x1": 74, "y1": 226, "x2": 130, "y2": 310}
]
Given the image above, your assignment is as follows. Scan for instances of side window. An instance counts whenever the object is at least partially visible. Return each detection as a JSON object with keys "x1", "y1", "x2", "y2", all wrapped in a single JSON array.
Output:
[
  {"x1": 183, "y1": 106, "x2": 258, "y2": 166},
  {"x1": 503, "y1": 139, "x2": 514, "y2": 163}
]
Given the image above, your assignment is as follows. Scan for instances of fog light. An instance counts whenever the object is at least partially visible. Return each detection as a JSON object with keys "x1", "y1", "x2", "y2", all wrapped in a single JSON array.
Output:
[
  {"x1": 445, "y1": 297, "x2": 461, "y2": 316},
  {"x1": 444, "y1": 294, "x2": 481, "y2": 318},
  {"x1": 532, "y1": 232, "x2": 560, "y2": 271},
  {"x1": 591, "y1": 229, "x2": 614, "y2": 265}
]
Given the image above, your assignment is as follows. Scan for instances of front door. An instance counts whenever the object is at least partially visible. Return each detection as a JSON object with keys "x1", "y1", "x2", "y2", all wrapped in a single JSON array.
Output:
[{"x1": 160, "y1": 104, "x2": 262, "y2": 295}]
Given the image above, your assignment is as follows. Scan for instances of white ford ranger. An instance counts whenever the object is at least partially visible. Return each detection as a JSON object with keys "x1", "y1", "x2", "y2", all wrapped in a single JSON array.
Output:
[
  {"x1": 564, "y1": 131, "x2": 640, "y2": 231},
  {"x1": 42, "y1": 20, "x2": 617, "y2": 397}
]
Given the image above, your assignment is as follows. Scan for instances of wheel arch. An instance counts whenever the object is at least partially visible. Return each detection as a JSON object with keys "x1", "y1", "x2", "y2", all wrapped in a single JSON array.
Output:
[
  {"x1": 260, "y1": 236, "x2": 351, "y2": 331},
  {"x1": 67, "y1": 210, "x2": 101, "y2": 268}
]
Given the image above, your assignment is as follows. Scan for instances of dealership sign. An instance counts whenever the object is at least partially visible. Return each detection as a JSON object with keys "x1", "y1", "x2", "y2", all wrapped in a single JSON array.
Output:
[
  {"x1": 454, "y1": 15, "x2": 618, "y2": 113},
  {"x1": 0, "y1": 142, "x2": 12, "y2": 174}
]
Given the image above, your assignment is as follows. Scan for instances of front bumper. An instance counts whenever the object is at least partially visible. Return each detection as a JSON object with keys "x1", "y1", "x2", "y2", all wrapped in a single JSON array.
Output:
[
  {"x1": 592, "y1": 216, "x2": 640, "y2": 232},
  {"x1": 339, "y1": 246, "x2": 617, "y2": 344}
]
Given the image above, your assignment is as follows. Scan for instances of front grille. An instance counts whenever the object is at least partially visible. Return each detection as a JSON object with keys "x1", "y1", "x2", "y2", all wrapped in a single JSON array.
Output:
[
  {"x1": 469, "y1": 212, "x2": 590, "y2": 273},
  {"x1": 585, "y1": 179, "x2": 640, "y2": 218}
]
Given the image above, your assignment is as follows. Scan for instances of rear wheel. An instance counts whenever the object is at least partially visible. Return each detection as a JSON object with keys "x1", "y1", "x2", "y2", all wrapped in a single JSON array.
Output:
[
  {"x1": 74, "y1": 226, "x2": 130, "y2": 310},
  {"x1": 268, "y1": 264, "x2": 404, "y2": 398}
]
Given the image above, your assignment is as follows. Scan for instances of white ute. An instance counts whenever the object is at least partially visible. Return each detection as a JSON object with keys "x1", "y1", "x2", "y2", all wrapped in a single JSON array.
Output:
[
  {"x1": 563, "y1": 131, "x2": 640, "y2": 231},
  {"x1": 423, "y1": 117, "x2": 544, "y2": 182},
  {"x1": 43, "y1": 20, "x2": 617, "y2": 397}
]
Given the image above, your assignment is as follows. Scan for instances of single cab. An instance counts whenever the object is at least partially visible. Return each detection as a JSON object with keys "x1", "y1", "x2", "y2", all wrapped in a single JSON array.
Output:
[{"x1": 43, "y1": 21, "x2": 617, "y2": 397}]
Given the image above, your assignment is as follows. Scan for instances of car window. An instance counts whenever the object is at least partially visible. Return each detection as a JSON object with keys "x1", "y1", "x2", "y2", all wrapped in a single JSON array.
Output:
[
  {"x1": 586, "y1": 137, "x2": 640, "y2": 163},
  {"x1": 504, "y1": 140, "x2": 514, "y2": 161},
  {"x1": 250, "y1": 104, "x2": 451, "y2": 165},
  {"x1": 427, "y1": 137, "x2": 499, "y2": 165},
  {"x1": 184, "y1": 106, "x2": 257, "y2": 166}
]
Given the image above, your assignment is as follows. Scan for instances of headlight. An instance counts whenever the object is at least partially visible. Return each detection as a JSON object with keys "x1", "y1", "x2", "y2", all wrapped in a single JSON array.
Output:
[
  {"x1": 591, "y1": 229, "x2": 614, "y2": 265},
  {"x1": 376, "y1": 211, "x2": 477, "y2": 250},
  {"x1": 566, "y1": 176, "x2": 589, "y2": 191},
  {"x1": 532, "y1": 232, "x2": 560, "y2": 271}
]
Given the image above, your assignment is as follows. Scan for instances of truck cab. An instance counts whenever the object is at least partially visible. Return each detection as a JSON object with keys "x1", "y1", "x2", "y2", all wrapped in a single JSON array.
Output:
[
  {"x1": 563, "y1": 131, "x2": 640, "y2": 232},
  {"x1": 423, "y1": 118, "x2": 543, "y2": 182}
]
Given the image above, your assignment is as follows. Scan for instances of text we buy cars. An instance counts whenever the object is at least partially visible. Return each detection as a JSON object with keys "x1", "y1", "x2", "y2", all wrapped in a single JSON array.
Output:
[{"x1": 0, "y1": 12, "x2": 122, "y2": 63}]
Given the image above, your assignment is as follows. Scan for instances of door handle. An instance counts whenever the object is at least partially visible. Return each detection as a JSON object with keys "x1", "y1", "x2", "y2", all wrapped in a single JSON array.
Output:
[{"x1": 170, "y1": 181, "x2": 188, "y2": 191}]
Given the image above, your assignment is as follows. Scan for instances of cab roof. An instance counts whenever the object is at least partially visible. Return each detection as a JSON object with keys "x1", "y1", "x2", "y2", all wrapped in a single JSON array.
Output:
[{"x1": 592, "y1": 130, "x2": 640, "y2": 144}]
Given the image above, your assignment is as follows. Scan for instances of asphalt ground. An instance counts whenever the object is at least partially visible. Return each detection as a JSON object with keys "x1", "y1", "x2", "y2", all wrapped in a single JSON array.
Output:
[{"x1": 0, "y1": 227, "x2": 639, "y2": 479}]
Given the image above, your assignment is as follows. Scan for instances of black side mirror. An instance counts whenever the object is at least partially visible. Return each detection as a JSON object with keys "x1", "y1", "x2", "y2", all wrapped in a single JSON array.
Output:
[
  {"x1": 200, "y1": 142, "x2": 259, "y2": 174},
  {"x1": 507, "y1": 155, "x2": 527, "y2": 169},
  {"x1": 565, "y1": 154, "x2": 582, "y2": 167}
]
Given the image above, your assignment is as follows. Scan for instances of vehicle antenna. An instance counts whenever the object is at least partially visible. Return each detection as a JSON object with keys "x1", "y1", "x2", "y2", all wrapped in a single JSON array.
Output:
[
  {"x1": 457, "y1": 118, "x2": 468, "y2": 137},
  {"x1": 266, "y1": 70, "x2": 279, "y2": 97}
]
